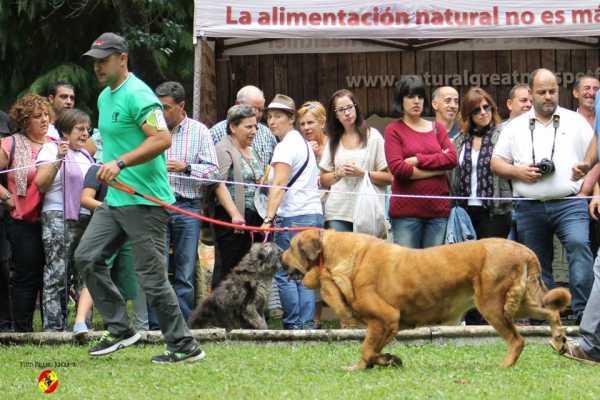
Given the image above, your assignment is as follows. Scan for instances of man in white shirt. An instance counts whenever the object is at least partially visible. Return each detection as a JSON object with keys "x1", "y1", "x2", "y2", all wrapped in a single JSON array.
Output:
[{"x1": 491, "y1": 68, "x2": 594, "y2": 325}]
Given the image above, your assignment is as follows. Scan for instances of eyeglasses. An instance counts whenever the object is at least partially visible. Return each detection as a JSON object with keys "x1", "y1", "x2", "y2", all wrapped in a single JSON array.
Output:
[
  {"x1": 74, "y1": 126, "x2": 92, "y2": 134},
  {"x1": 334, "y1": 104, "x2": 356, "y2": 115},
  {"x1": 471, "y1": 104, "x2": 493, "y2": 115}
]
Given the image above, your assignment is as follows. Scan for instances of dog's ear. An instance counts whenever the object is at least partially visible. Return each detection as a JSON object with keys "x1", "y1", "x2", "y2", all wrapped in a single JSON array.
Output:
[{"x1": 299, "y1": 232, "x2": 322, "y2": 261}]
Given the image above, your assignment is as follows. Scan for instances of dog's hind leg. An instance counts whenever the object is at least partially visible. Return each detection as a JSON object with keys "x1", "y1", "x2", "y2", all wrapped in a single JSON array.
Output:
[
  {"x1": 520, "y1": 305, "x2": 567, "y2": 355},
  {"x1": 477, "y1": 291, "x2": 525, "y2": 367}
]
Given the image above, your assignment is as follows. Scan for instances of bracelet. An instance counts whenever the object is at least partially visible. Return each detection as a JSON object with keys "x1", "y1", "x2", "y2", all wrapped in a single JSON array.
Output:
[
  {"x1": 333, "y1": 170, "x2": 339, "y2": 180},
  {"x1": 0, "y1": 192, "x2": 11, "y2": 204},
  {"x1": 52, "y1": 162, "x2": 61, "y2": 172}
]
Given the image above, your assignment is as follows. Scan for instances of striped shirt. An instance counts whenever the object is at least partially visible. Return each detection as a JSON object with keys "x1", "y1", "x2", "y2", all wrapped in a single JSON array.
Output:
[
  {"x1": 210, "y1": 120, "x2": 277, "y2": 164},
  {"x1": 166, "y1": 115, "x2": 219, "y2": 200}
]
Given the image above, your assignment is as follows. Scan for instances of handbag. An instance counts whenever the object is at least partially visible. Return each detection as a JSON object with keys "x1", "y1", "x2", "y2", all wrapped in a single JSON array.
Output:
[
  {"x1": 21, "y1": 180, "x2": 44, "y2": 223},
  {"x1": 352, "y1": 171, "x2": 387, "y2": 239}
]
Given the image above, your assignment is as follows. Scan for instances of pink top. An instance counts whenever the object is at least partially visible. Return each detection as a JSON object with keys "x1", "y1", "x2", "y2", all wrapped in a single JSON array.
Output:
[{"x1": 1, "y1": 137, "x2": 43, "y2": 220}]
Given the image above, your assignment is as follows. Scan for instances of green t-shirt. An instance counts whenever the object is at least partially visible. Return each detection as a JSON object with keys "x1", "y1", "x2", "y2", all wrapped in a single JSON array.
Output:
[{"x1": 97, "y1": 73, "x2": 175, "y2": 207}]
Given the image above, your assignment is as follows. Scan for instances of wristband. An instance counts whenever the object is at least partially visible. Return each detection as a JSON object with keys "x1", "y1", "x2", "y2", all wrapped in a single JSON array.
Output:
[{"x1": 0, "y1": 192, "x2": 11, "y2": 204}]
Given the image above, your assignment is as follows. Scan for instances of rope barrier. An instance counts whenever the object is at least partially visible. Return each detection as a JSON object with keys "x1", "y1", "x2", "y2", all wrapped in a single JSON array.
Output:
[
  {"x1": 102, "y1": 179, "x2": 323, "y2": 233},
  {"x1": 1, "y1": 158, "x2": 598, "y2": 208}
]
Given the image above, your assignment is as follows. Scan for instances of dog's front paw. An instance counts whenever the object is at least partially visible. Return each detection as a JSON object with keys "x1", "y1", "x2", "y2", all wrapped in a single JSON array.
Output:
[{"x1": 383, "y1": 353, "x2": 403, "y2": 367}]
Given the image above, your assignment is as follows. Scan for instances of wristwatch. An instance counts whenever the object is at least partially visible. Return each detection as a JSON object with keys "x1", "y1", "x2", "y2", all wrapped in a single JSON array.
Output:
[
  {"x1": 0, "y1": 192, "x2": 11, "y2": 204},
  {"x1": 264, "y1": 215, "x2": 275, "y2": 225},
  {"x1": 116, "y1": 159, "x2": 126, "y2": 170},
  {"x1": 184, "y1": 164, "x2": 192, "y2": 175}
]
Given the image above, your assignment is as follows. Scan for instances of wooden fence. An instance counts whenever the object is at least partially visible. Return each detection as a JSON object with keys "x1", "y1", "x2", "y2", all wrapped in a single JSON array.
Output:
[{"x1": 213, "y1": 49, "x2": 599, "y2": 125}]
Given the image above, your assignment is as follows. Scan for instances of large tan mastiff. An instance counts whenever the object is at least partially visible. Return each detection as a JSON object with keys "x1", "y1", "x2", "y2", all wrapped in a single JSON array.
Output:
[{"x1": 282, "y1": 230, "x2": 571, "y2": 370}]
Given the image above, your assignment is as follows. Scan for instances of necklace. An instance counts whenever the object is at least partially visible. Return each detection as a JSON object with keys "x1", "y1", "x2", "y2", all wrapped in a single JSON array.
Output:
[
  {"x1": 25, "y1": 135, "x2": 45, "y2": 145},
  {"x1": 236, "y1": 146, "x2": 263, "y2": 184}
]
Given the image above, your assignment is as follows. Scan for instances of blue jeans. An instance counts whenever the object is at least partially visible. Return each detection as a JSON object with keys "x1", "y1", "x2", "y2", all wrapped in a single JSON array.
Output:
[
  {"x1": 579, "y1": 252, "x2": 600, "y2": 358},
  {"x1": 515, "y1": 199, "x2": 593, "y2": 318},
  {"x1": 274, "y1": 213, "x2": 323, "y2": 330},
  {"x1": 507, "y1": 209, "x2": 518, "y2": 241},
  {"x1": 148, "y1": 199, "x2": 202, "y2": 330},
  {"x1": 325, "y1": 220, "x2": 353, "y2": 232},
  {"x1": 390, "y1": 217, "x2": 447, "y2": 248}
]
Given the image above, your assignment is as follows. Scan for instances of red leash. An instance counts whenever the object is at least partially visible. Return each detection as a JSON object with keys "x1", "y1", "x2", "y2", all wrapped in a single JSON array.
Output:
[{"x1": 103, "y1": 179, "x2": 324, "y2": 234}]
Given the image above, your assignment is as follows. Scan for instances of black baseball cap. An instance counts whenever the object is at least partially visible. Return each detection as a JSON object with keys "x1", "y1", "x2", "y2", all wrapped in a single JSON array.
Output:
[{"x1": 83, "y1": 32, "x2": 129, "y2": 58}]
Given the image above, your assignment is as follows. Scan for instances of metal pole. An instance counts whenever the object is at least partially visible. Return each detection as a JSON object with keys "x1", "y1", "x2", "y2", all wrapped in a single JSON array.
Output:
[
  {"x1": 61, "y1": 153, "x2": 68, "y2": 332},
  {"x1": 193, "y1": 37, "x2": 203, "y2": 121}
]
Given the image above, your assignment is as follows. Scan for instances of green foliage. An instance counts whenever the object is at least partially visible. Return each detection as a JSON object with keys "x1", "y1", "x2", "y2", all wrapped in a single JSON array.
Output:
[
  {"x1": 0, "y1": 0, "x2": 196, "y2": 114},
  {"x1": 21, "y1": 63, "x2": 95, "y2": 115},
  {"x1": 2, "y1": 342, "x2": 600, "y2": 399}
]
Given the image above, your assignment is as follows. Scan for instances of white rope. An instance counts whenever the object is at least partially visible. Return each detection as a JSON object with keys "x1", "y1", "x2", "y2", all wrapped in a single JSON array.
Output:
[{"x1": 4, "y1": 158, "x2": 596, "y2": 202}]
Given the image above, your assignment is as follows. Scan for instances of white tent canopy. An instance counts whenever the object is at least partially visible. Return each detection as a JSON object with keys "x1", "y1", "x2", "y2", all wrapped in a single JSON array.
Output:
[
  {"x1": 195, "y1": 1, "x2": 600, "y2": 39},
  {"x1": 192, "y1": 1, "x2": 600, "y2": 120}
]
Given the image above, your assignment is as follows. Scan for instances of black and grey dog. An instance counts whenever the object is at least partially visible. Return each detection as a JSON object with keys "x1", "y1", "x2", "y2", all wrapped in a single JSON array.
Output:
[{"x1": 188, "y1": 242, "x2": 283, "y2": 331}]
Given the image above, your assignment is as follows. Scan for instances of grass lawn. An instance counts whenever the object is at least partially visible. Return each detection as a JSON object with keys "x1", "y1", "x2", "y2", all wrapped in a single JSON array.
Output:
[{"x1": 2, "y1": 340, "x2": 599, "y2": 399}]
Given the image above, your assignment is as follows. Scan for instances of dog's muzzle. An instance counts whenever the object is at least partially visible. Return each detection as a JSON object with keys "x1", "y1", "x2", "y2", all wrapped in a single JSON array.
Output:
[{"x1": 280, "y1": 258, "x2": 304, "y2": 282}]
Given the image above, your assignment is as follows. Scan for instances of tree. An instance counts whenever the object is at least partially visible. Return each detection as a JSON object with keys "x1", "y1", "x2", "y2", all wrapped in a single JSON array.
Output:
[{"x1": 0, "y1": 0, "x2": 194, "y2": 119}]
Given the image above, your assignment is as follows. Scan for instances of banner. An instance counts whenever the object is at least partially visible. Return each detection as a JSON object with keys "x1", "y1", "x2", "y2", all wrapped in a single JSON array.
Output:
[{"x1": 195, "y1": 1, "x2": 600, "y2": 39}]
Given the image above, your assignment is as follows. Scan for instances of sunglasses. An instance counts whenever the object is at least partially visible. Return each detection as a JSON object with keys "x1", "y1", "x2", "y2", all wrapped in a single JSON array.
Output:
[{"x1": 471, "y1": 104, "x2": 493, "y2": 115}]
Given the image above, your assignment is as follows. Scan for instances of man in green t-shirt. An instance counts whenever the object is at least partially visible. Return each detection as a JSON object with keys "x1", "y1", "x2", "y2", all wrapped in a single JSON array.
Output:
[{"x1": 75, "y1": 32, "x2": 204, "y2": 364}]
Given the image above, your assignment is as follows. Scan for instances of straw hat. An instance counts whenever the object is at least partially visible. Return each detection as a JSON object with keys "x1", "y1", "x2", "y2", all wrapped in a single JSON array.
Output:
[{"x1": 263, "y1": 94, "x2": 298, "y2": 117}]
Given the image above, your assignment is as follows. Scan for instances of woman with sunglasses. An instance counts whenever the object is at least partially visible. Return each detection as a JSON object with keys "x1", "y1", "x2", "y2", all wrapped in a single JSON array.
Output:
[
  {"x1": 449, "y1": 88, "x2": 512, "y2": 238},
  {"x1": 35, "y1": 109, "x2": 95, "y2": 332},
  {"x1": 385, "y1": 76, "x2": 458, "y2": 248},
  {"x1": 448, "y1": 88, "x2": 513, "y2": 324},
  {"x1": 320, "y1": 89, "x2": 392, "y2": 235}
]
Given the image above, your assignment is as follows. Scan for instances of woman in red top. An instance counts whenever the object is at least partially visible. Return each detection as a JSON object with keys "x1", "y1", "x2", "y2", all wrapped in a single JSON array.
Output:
[
  {"x1": 384, "y1": 76, "x2": 458, "y2": 248},
  {"x1": 1, "y1": 94, "x2": 56, "y2": 331}
]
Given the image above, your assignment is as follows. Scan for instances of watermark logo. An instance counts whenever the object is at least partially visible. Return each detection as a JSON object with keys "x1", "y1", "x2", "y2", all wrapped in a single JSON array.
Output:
[{"x1": 38, "y1": 369, "x2": 58, "y2": 394}]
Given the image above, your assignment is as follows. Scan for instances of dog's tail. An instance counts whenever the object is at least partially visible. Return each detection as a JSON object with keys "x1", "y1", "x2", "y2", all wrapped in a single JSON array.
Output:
[{"x1": 524, "y1": 246, "x2": 571, "y2": 311}]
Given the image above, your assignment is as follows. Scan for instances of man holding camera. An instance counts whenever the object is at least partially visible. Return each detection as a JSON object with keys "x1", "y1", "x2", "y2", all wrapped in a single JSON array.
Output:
[{"x1": 491, "y1": 68, "x2": 594, "y2": 325}]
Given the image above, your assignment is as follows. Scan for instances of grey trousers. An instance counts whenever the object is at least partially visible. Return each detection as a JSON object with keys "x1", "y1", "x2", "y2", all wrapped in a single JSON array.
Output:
[
  {"x1": 579, "y1": 252, "x2": 600, "y2": 358},
  {"x1": 75, "y1": 203, "x2": 197, "y2": 353}
]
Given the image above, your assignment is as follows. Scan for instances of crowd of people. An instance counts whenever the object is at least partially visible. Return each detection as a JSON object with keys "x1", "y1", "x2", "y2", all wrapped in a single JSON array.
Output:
[{"x1": 1, "y1": 31, "x2": 600, "y2": 365}]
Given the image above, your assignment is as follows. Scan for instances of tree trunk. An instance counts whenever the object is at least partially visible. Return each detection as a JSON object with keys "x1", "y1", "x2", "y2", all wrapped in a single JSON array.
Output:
[{"x1": 111, "y1": 0, "x2": 165, "y2": 89}]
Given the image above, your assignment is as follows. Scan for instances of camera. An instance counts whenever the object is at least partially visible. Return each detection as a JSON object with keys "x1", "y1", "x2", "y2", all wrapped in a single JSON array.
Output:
[{"x1": 534, "y1": 158, "x2": 555, "y2": 175}]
